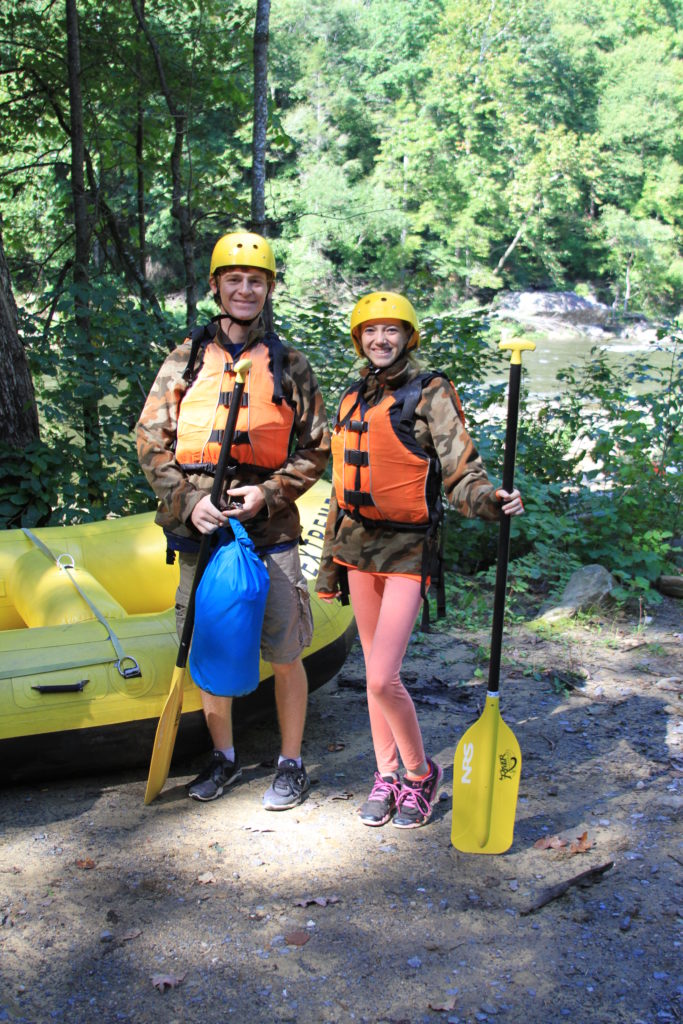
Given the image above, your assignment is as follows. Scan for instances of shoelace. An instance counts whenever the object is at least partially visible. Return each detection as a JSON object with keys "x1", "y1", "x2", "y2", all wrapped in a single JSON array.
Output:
[
  {"x1": 395, "y1": 781, "x2": 432, "y2": 816},
  {"x1": 367, "y1": 772, "x2": 401, "y2": 803},
  {"x1": 274, "y1": 761, "x2": 302, "y2": 792}
]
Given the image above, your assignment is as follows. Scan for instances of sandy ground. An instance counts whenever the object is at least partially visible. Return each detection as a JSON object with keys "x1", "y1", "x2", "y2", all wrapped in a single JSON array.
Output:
[{"x1": 0, "y1": 598, "x2": 681, "y2": 1024}]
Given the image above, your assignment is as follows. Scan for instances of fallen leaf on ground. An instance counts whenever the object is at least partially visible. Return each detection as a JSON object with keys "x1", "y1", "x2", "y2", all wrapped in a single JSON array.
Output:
[
  {"x1": 197, "y1": 872, "x2": 216, "y2": 885},
  {"x1": 327, "y1": 741, "x2": 345, "y2": 752},
  {"x1": 121, "y1": 929, "x2": 142, "y2": 942},
  {"x1": 329, "y1": 791, "x2": 354, "y2": 801},
  {"x1": 428, "y1": 997, "x2": 457, "y2": 1012},
  {"x1": 151, "y1": 973, "x2": 185, "y2": 992},
  {"x1": 294, "y1": 896, "x2": 340, "y2": 907},
  {"x1": 75, "y1": 858, "x2": 96, "y2": 869},
  {"x1": 569, "y1": 831, "x2": 593, "y2": 854},
  {"x1": 285, "y1": 929, "x2": 311, "y2": 946},
  {"x1": 533, "y1": 835, "x2": 567, "y2": 850}
]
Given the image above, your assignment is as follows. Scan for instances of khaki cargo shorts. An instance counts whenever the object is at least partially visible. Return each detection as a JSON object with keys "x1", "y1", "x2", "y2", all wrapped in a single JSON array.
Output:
[{"x1": 176, "y1": 542, "x2": 313, "y2": 666}]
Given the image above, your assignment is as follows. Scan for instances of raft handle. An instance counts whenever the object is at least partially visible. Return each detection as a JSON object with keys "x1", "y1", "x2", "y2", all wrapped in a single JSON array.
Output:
[
  {"x1": 116, "y1": 656, "x2": 142, "y2": 679},
  {"x1": 32, "y1": 679, "x2": 89, "y2": 694}
]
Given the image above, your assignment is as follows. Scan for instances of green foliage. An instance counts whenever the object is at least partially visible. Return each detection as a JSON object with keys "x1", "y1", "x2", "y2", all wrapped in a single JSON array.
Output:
[
  {"x1": 2, "y1": 283, "x2": 177, "y2": 527},
  {"x1": 515, "y1": 321, "x2": 682, "y2": 604},
  {"x1": 1, "y1": 0, "x2": 681, "y2": 634},
  {"x1": 0, "y1": 440, "x2": 64, "y2": 529}
]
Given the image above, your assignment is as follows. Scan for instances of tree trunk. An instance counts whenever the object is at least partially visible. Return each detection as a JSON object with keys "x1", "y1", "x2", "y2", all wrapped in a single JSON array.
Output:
[
  {"x1": 250, "y1": 0, "x2": 271, "y2": 236},
  {"x1": 66, "y1": 0, "x2": 102, "y2": 504},
  {"x1": 624, "y1": 254, "x2": 633, "y2": 314},
  {"x1": 135, "y1": 0, "x2": 146, "y2": 280},
  {"x1": 0, "y1": 222, "x2": 40, "y2": 449},
  {"x1": 131, "y1": 0, "x2": 197, "y2": 326}
]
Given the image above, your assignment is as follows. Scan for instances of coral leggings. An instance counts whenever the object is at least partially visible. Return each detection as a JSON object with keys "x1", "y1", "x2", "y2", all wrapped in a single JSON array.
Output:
[{"x1": 347, "y1": 568, "x2": 425, "y2": 776}]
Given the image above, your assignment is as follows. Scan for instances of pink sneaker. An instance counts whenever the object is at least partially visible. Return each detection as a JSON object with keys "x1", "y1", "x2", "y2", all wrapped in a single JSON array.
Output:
[{"x1": 392, "y1": 758, "x2": 443, "y2": 828}]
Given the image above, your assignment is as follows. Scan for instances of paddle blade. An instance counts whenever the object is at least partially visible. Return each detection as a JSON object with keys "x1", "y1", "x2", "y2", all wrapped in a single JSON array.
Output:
[
  {"x1": 144, "y1": 666, "x2": 185, "y2": 805},
  {"x1": 450, "y1": 695, "x2": 522, "y2": 854}
]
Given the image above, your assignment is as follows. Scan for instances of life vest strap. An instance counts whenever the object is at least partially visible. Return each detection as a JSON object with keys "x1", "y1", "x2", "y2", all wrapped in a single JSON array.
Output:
[
  {"x1": 177, "y1": 459, "x2": 273, "y2": 480},
  {"x1": 182, "y1": 321, "x2": 219, "y2": 383},
  {"x1": 340, "y1": 509, "x2": 432, "y2": 532},
  {"x1": 344, "y1": 449, "x2": 369, "y2": 467},
  {"x1": 218, "y1": 390, "x2": 249, "y2": 408},
  {"x1": 343, "y1": 489, "x2": 375, "y2": 508},
  {"x1": 347, "y1": 419, "x2": 368, "y2": 434},
  {"x1": 181, "y1": 324, "x2": 287, "y2": 407},
  {"x1": 208, "y1": 427, "x2": 250, "y2": 446},
  {"x1": 265, "y1": 330, "x2": 285, "y2": 405}
]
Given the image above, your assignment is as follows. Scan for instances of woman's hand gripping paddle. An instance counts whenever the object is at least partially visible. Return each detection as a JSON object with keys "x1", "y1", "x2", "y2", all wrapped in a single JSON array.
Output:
[
  {"x1": 144, "y1": 358, "x2": 252, "y2": 805},
  {"x1": 450, "y1": 336, "x2": 535, "y2": 853}
]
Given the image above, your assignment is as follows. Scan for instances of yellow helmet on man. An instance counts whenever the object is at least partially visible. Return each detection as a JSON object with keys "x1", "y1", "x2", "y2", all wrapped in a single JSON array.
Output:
[
  {"x1": 210, "y1": 232, "x2": 276, "y2": 277},
  {"x1": 350, "y1": 291, "x2": 419, "y2": 357}
]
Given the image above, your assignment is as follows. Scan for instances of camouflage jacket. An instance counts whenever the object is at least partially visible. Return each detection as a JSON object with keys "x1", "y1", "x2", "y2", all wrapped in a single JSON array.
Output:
[
  {"x1": 136, "y1": 321, "x2": 330, "y2": 549},
  {"x1": 314, "y1": 354, "x2": 501, "y2": 593}
]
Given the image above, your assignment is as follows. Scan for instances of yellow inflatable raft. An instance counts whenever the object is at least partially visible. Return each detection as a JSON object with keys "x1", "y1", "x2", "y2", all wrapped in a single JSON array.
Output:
[{"x1": 0, "y1": 481, "x2": 354, "y2": 784}]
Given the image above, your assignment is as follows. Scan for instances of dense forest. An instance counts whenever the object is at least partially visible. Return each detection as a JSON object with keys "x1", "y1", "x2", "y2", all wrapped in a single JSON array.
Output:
[
  {"x1": 2, "y1": 0, "x2": 682, "y2": 311},
  {"x1": 0, "y1": 0, "x2": 681, "y2": 608}
]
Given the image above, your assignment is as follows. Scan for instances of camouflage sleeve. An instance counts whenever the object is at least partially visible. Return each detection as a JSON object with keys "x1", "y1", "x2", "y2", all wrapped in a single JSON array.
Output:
[
  {"x1": 259, "y1": 347, "x2": 331, "y2": 516},
  {"x1": 416, "y1": 377, "x2": 501, "y2": 521},
  {"x1": 314, "y1": 487, "x2": 343, "y2": 595},
  {"x1": 135, "y1": 342, "x2": 205, "y2": 526}
]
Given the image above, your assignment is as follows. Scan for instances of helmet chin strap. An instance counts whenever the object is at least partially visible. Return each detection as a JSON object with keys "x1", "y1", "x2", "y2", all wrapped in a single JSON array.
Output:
[{"x1": 213, "y1": 310, "x2": 260, "y2": 329}]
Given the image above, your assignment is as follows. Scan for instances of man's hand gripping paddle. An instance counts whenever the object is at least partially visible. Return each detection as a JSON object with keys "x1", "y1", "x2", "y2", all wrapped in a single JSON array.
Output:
[
  {"x1": 144, "y1": 358, "x2": 252, "y2": 805},
  {"x1": 450, "y1": 335, "x2": 535, "y2": 853}
]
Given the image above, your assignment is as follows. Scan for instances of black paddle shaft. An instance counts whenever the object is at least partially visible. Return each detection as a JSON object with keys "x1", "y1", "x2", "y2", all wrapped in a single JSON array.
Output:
[
  {"x1": 487, "y1": 359, "x2": 523, "y2": 694},
  {"x1": 175, "y1": 366, "x2": 249, "y2": 670}
]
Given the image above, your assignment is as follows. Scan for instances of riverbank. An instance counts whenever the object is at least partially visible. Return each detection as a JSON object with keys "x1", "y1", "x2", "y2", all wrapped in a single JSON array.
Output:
[{"x1": 1, "y1": 596, "x2": 680, "y2": 1024}]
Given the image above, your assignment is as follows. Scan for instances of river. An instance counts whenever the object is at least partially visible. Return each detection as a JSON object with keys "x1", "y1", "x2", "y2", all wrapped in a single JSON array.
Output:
[{"x1": 488, "y1": 324, "x2": 674, "y2": 398}]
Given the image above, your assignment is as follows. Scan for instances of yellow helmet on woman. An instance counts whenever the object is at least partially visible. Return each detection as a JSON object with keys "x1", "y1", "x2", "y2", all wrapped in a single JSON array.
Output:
[
  {"x1": 350, "y1": 291, "x2": 419, "y2": 356},
  {"x1": 210, "y1": 232, "x2": 276, "y2": 277}
]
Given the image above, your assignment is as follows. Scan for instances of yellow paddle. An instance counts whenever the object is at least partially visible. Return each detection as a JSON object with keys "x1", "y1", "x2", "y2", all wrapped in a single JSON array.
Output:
[
  {"x1": 450, "y1": 335, "x2": 535, "y2": 853},
  {"x1": 144, "y1": 358, "x2": 252, "y2": 805}
]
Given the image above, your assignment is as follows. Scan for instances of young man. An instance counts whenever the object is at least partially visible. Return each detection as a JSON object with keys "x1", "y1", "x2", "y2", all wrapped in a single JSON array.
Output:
[{"x1": 137, "y1": 231, "x2": 330, "y2": 809}]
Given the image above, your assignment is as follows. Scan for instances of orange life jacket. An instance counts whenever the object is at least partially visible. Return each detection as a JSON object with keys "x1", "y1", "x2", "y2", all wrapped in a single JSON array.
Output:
[
  {"x1": 175, "y1": 340, "x2": 295, "y2": 474},
  {"x1": 332, "y1": 372, "x2": 455, "y2": 530}
]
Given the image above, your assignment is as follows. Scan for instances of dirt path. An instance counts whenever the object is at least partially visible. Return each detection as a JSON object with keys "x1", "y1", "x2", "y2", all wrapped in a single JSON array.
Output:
[{"x1": 1, "y1": 599, "x2": 681, "y2": 1024}]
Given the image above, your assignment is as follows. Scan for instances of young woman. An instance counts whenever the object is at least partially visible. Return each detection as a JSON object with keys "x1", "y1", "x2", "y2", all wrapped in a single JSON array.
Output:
[{"x1": 315, "y1": 292, "x2": 523, "y2": 829}]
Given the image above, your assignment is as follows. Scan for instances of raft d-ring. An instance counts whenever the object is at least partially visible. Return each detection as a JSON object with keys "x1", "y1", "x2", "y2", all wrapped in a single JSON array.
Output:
[
  {"x1": 57, "y1": 553, "x2": 76, "y2": 571},
  {"x1": 116, "y1": 656, "x2": 142, "y2": 679}
]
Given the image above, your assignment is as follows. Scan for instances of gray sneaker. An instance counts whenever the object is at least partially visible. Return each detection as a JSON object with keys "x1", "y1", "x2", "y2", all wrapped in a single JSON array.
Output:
[
  {"x1": 187, "y1": 751, "x2": 242, "y2": 801},
  {"x1": 262, "y1": 759, "x2": 310, "y2": 810},
  {"x1": 358, "y1": 772, "x2": 401, "y2": 826}
]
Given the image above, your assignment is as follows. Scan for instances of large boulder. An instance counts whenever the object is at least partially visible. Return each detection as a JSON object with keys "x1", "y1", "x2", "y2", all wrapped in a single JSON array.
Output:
[
  {"x1": 495, "y1": 291, "x2": 612, "y2": 327},
  {"x1": 539, "y1": 564, "x2": 616, "y2": 622}
]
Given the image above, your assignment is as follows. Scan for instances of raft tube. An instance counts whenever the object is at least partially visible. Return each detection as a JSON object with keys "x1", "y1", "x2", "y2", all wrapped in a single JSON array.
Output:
[{"x1": 0, "y1": 481, "x2": 355, "y2": 784}]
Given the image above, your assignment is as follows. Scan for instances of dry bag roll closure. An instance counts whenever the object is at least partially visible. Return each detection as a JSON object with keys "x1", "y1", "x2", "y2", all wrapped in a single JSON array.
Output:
[{"x1": 189, "y1": 519, "x2": 270, "y2": 697}]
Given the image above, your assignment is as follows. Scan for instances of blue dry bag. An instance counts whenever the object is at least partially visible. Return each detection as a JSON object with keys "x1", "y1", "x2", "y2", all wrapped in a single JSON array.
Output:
[{"x1": 189, "y1": 519, "x2": 270, "y2": 697}]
